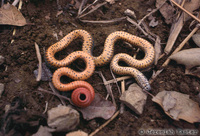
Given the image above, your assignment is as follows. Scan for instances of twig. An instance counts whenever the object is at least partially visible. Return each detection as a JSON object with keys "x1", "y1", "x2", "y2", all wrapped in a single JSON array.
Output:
[
  {"x1": 89, "y1": 111, "x2": 120, "y2": 136},
  {"x1": 175, "y1": 0, "x2": 186, "y2": 20},
  {"x1": 80, "y1": 17, "x2": 126, "y2": 23},
  {"x1": 133, "y1": 48, "x2": 140, "y2": 59},
  {"x1": 138, "y1": 0, "x2": 166, "y2": 26},
  {"x1": 127, "y1": 17, "x2": 148, "y2": 36},
  {"x1": 119, "y1": 80, "x2": 125, "y2": 114},
  {"x1": 78, "y1": 0, "x2": 88, "y2": 16},
  {"x1": 139, "y1": 21, "x2": 156, "y2": 41},
  {"x1": 49, "y1": 82, "x2": 66, "y2": 106},
  {"x1": 78, "y1": 1, "x2": 107, "y2": 18},
  {"x1": 162, "y1": 24, "x2": 200, "y2": 67},
  {"x1": 35, "y1": 42, "x2": 42, "y2": 82},
  {"x1": 12, "y1": 0, "x2": 19, "y2": 6},
  {"x1": 143, "y1": 89, "x2": 155, "y2": 98},
  {"x1": 79, "y1": 0, "x2": 99, "y2": 15},
  {"x1": 96, "y1": 71, "x2": 116, "y2": 106},
  {"x1": 164, "y1": 13, "x2": 184, "y2": 54},
  {"x1": 42, "y1": 101, "x2": 48, "y2": 114},
  {"x1": 149, "y1": 24, "x2": 199, "y2": 84},
  {"x1": 105, "y1": 76, "x2": 132, "y2": 85},
  {"x1": 170, "y1": 0, "x2": 200, "y2": 24},
  {"x1": 18, "y1": 0, "x2": 23, "y2": 10},
  {"x1": 37, "y1": 87, "x2": 71, "y2": 102},
  {"x1": 110, "y1": 66, "x2": 121, "y2": 95}
]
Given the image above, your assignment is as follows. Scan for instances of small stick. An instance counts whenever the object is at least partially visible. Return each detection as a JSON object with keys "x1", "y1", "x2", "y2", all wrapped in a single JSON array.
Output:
[
  {"x1": 97, "y1": 71, "x2": 116, "y2": 106},
  {"x1": 89, "y1": 111, "x2": 120, "y2": 136},
  {"x1": 78, "y1": 1, "x2": 107, "y2": 18},
  {"x1": 138, "y1": 0, "x2": 166, "y2": 26},
  {"x1": 110, "y1": 66, "x2": 121, "y2": 95},
  {"x1": 37, "y1": 87, "x2": 71, "y2": 102},
  {"x1": 133, "y1": 48, "x2": 140, "y2": 59},
  {"x1": 42, "y1": 101, "x2": 48, "y2": 114},
  {"x1": 105, "y1": 76, "x2": 132, "y2": 85},
  {"x1": 79, "y1": 0, "x2": 99, "y2": 15},
  {"x1": 127, "y1": 17, "x2": 148, "y2": 36},
  {"x1": 12, "y1": 0, "x2": 19, "y2": 6},
  {"x1": 121, "y1": 80, "x2": 125, "y2": 93},
  {"x1": 119, "y1": 80, "x2": 125, "y2": 114},
  {"x1": 78, "y1": 0, "x2": 88, "y2": 16},
  {"x1": 162, "y1": 24, "x2": 200, "y2": 67},
  {"x1": 170, "y1": 0, "x2": 200, "y2": 24},
  {"x1": 35, "y1": 42, "x2": 42, "y2": 81},
  {"x1": 49, "y1": 82, "x2": 66, "y2": 106},
  {"x1": 80, "y1": 17, "x2": 126, "y2": 23}
]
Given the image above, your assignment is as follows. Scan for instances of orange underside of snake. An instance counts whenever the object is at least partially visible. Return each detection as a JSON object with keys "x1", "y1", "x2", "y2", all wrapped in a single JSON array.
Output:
[{"x1": 46, "y1": 29, "x2": 155, "y2": 107}]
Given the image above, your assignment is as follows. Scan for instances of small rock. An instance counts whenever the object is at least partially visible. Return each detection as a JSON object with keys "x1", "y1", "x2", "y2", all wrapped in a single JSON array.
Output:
[
  {"x1": 66, "y1": 130, "x2": 88, "y2": 136},
  {"x1": 0, "y1": 55, "x2": 5, "y2": 65},
  {"x1": 120, "y1": 83, "x2": 147, "y2": 114},
  {"x1": 0, "y1": 83, "x2": 5, "y2": 97},
  {"x1": 32, "y1": 126, "x2": 52, "y2": 136},
  {"x1": 47, "y1": 106, "x2": 80, "y2": 132}
]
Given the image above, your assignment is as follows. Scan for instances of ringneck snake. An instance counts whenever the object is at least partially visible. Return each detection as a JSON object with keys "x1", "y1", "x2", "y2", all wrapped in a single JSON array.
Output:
[
  {"x1": 46, "y1": 29, "x2": 155, "y2": 107},
  {"x1": 45, "y1": 50, "x2": 95, "y2": 107}
]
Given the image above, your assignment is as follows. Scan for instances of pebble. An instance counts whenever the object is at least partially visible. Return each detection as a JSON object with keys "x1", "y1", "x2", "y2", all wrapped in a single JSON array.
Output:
[
  {"x1": 120, "y1": 83, "x2": 147, "y2": 114},
  {"x1": 47, "y1": 106, "x2": 80, "y2": 132},
  {"x1": 0, "y1": 55, "x2": 5, "y2": 65},
  {"x1": 0, "y1": 83, "x2": 5, "y2": 98}
]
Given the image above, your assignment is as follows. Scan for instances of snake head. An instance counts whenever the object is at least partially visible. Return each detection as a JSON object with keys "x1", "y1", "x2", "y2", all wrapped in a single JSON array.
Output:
[
  {"x1": 142, "y1": 82, "x2": 151, "y2": 91},
  {"x1": 136, "y1": 73, "x2": 151, "y2": 91}
]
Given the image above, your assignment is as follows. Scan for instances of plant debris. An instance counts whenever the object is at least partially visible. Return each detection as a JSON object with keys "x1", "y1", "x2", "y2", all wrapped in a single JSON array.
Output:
[
  {"x1": 0, "y1": 3, "x2": 26, "y2": 26},
  {"x1": 77, "y1": 93, "x2": 116, "y2": 120},
  {"x1": 152, "y1": 91, "x2": 200, "y2": 123},
  {"x1": 192, "y1": 32, "x2": 200, "y2": 47},
  {"x1": 169, "y1": 48, "x2": 200, "y2": 71}
]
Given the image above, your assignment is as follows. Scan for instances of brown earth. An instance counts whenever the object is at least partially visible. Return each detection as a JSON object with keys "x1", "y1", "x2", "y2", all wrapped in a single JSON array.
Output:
[{"x1": 0, "y1": 0, "x2": 200, "y2": 136}]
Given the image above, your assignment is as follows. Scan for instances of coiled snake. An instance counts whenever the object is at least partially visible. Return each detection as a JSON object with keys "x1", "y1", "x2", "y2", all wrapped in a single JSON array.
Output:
[{"x1": 46, "y1": 29, "x2": 155, "y2": 107}]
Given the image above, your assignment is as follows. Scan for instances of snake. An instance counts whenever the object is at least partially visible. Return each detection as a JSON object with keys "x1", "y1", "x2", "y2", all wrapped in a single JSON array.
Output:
[
  {"x1": 78, "y1": 30, "x2": 154, "y2": 91},
  {"x1": 45, "y1": 49, "x2": 95, "y2": 107},
  {"x1": 46, "y1": 30, "x2": 154, "y2": 106}
]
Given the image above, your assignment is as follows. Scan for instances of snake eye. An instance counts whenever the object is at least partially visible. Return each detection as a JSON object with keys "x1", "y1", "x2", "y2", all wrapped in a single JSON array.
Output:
[{"x1": 144, "y1": 84, "x2": 151, "y2": 91}]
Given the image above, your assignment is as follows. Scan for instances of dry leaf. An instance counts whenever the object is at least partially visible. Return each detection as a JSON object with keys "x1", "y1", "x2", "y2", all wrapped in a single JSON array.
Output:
[
  {"x1": 169, "y1": 48, "x2": 200, "y2": 70},
  {"x1": 152, "y1": 91, "x2": 200, "y2": 123},
  {"x1": 185, "y1": 66, "x2": 200, "y2": 78},
  {"x1": 163, "y1": 0, "x2": 200, "y2": 54},
  {"x1": 192, "y1": 33, "x2": 200, "y2": 47},
  {"x1": 154, "y1": 36, "x2": 161, "y2": 65},
  {"x1": 156, "y1": 0, "x2": 176, "y2": 24},
  {"x1": 77, "y1": 93, "x2": 116, "y2": 120},
  {"x1": 0, "y1": 3, "x2": 26, "y2": 26},
  {"x1": 183, "y1": 0, "x2": 200, "y2": 21}
]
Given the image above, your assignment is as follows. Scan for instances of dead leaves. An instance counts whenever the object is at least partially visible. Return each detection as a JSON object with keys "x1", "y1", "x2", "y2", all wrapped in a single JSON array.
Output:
[
  {"x1": 77, "y1": 93, "x2": 116, "y2": 120},
  {"x1": 169, "y1": 48, "x2": 200, "y2": 71},
  {"x1": 152, "y1": 91, "x2": 200, "y2": 123},
  {"x1": 192, "y1": 32, "x2": 200, "y2": 47},
  {"x1": 0, "y1": 3, "x2": 26, "y2": 26}
]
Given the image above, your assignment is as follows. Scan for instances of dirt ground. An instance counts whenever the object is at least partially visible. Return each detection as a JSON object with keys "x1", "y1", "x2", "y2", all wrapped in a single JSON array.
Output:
[{"x1": 0, "y1": 0, "x2": 200, "y2": 135}]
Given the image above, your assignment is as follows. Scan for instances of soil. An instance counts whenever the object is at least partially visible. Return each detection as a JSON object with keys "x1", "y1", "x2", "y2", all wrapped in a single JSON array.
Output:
[{"x1": 0, "y1": 0, "x2": 200, "y2": 136}]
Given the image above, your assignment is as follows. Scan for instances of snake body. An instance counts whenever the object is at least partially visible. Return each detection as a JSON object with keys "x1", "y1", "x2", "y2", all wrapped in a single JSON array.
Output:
[
  {"x1": 46, "y1": 48, "x2": 95, "y2": 107},
  {"x1": 82, "y1": 30, "x2": 155, "y2": 91},
  {"x1": 46, "y1": 30, "x2": 155, "y2": 107}
]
